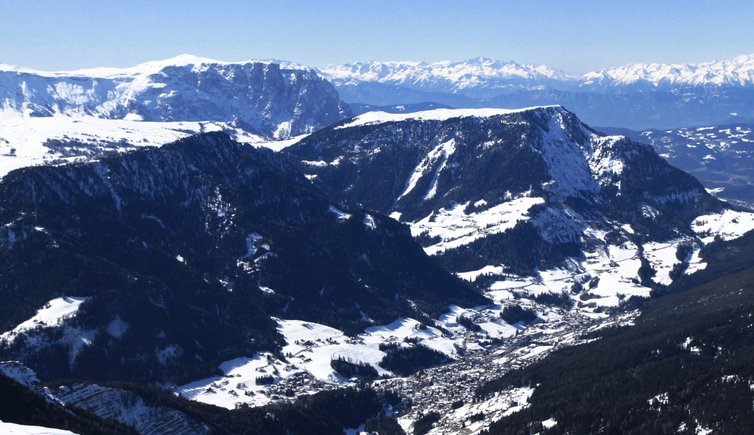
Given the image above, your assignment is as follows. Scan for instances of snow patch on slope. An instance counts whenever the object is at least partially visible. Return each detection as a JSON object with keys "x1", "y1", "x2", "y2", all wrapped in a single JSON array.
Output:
[
  {"x1": 0, "y1": 362, "x2": 41, "y2": 389},
  {"x1": 54, "y1": 382, "x2": 210, "y2": 434},
  {"x1": 535, "y1": 114, "x2": 599, "y2": 197},
  {"x1": 178, "y1": 352, "x2": 302, "y2": 408},
  {"x1": 0, "y1": 421, "x2": 76, "y2": 435},
  {"x1": 692, "y1": 209, "x2": 754, "y2": 243},
  {"x1": 0, "y1": 297, "x2": 89, "y2": 343},
  {"x1": 441, "y1": 386, "x2": 535, "y2": 434},
  {"x1": 411, "y1": 196, "x2": 545, "y2": 255},
  {"x1": 589, "y1": 136, "x2": 628, "y2": 185},
  {"x1": 328, "y1": 205, "x2": 352, "y2": 221},
  {"x1": 457, "y1": 265, "x2": 506, "y2": 282},
  {"x1": 643, "y1": 241, "x2": 683, "y2": 285},
  {"x1": 398, "y1": 139, "x2": 456, "y2": 201}
]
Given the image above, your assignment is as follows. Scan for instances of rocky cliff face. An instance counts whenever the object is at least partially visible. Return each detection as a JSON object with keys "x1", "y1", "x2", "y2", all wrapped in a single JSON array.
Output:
[{"x1": 0, "y1": 55, "x2": 351, "y2": 138}]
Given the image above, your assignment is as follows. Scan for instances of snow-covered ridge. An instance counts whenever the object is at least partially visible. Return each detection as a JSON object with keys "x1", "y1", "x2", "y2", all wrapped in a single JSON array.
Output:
[
  {"x1": 0, "y1": 54, "x2": 311, "y2": 78},
  {"x1": 336, "y1": 105, "x2": 564, "y2": 129}
]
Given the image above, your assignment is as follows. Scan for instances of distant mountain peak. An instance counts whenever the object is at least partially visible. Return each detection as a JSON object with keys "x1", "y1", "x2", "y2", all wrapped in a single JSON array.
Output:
[{"x1": 581, "y1": 53, "x2": 754, "y2": 88}]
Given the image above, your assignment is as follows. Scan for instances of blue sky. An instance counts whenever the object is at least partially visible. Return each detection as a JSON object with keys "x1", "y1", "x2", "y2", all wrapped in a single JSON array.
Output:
[{"x1": 2, "y1": 0, "x2": 753, "y2": 73}]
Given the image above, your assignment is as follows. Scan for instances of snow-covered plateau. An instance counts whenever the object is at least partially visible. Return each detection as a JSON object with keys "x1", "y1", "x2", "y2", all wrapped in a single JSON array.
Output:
[{"x1": 0, "y1": 54, "x2": 350, "y2": 139}]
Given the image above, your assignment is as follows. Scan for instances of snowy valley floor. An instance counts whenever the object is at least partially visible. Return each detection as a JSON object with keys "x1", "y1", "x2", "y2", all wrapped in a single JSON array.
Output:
[{"x1": 176, "y1": 303, "x2": 638, "y2": 434}]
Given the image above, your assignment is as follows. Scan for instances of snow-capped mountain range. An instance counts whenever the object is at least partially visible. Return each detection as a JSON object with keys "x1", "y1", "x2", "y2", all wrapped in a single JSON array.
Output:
[
  {"x1": 0, "y1": 54, "x2": 350, "y2": 138},
  {"x1": 320, "y1": 54, "x2": 754, "y2": 129},
  {"x1": 321, "y1": 57, "x2": 569, "y2": 97},
  {"x1": 581, "y1": 54, "x2": 754, "y2": 89},
  {"x1": 320, "y1": 53, "x2": 754, "y2": 92}
]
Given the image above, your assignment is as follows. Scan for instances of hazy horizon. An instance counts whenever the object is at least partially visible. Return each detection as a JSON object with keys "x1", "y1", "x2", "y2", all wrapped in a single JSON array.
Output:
[{"x1": 2, "y1": 0, "x2": 754, "y2": 74}]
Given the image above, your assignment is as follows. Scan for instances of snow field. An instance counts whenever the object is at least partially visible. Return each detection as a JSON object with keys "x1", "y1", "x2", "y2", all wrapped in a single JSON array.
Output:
[
  {"x1": 0, "y1": 297, "x2": 88, "y2": 343},
  {"x1": 177, "y1": 308, "x2": 524, "y2": 410},
  {"x1": 428, "y1": 386, "x2": 535, "y2": 435},
  {"x1": 178, "y1": 352, "x2": 303, "y2": 408},
  {"x1": 0, "y1": 421, "x2": 77, "y2": 435},
  {"x1": 410, "y1": 196, "x2": 545, "y2": 255},
  {"x1": 692, "y1": 209, "x2": 754, "y2": 244}
]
